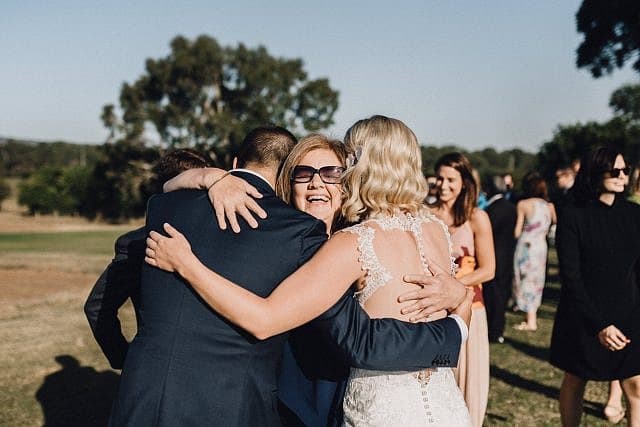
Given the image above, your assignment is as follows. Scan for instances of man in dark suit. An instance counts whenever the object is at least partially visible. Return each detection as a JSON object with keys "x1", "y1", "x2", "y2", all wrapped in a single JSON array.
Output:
[
  {"x1": 482, "y1": 175, "x2": 517, "y2": 343},
  {"x1": 84, "y1": 149, "x2": 212, "y2": 369},
  {"x1": 108, "y1": 126, "x2": 468, "y2": 426}
]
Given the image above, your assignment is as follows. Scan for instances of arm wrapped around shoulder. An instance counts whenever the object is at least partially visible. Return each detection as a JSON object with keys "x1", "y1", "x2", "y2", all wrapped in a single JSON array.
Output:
[{"x1": 309, "y1": 290, "x2": 462, "y2": 371}]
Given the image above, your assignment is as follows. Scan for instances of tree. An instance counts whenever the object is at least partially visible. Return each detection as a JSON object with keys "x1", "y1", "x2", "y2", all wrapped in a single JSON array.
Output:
[
  {"x1": 83, "y1": 141, "x2": 160, "y2": 222},
  {"x1": 17, "y1": 166, "x2": 93, "y2": 216},
  {"x1": 18, "y1": 167, "x2": 64, "y2": 215},
  {"x1": 576, "y1": 0, "x2": 640, "y2": 77},
  {"x1": 536, "y1": 118, "x2": 639, "y2": 179},
  {"x1": 609, "y1": 83, "x2": 640, "y2": 122},
  {"x1": 0, "y1": 139, "x2": 101, "y2": 177},
  {"x1": 104, "y1": 35, "x2": 339, "y2": 167}
]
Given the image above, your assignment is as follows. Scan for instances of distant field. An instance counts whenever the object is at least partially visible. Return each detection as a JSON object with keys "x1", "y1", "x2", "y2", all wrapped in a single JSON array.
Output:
[{"x1": 0, "y1": 230, "x2": 125, "y2": 256}]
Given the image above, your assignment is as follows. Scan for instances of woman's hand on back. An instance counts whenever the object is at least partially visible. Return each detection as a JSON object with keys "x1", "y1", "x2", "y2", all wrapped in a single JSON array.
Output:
[
  {"x1": 163, "y1": 167, "x2": 267, "y2": 233},
  {"x1": 207, "y1": 173, "x2": 266, "y2": 233},
  {"x1": 146, "y1": 223, "x2": 197, "y2": 274}
]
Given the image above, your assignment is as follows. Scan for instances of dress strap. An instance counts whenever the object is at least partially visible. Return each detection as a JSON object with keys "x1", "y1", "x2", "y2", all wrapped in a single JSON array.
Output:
[
  {"x1": 425, "y1": 211, "x2": 457, "y2": 276},
  {"x1": 340, "y1": 223, "x2": 392, "y2": 306}
]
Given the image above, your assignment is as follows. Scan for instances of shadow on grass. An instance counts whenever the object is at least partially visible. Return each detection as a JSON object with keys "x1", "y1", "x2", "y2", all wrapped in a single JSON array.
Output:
[
  {"x1": 490, "y1": 365, "x2": 607, "y2": 421},
  {"x1": 35, "y1": 355, "x2": 120, "y2": 427},
  {"x1": 503, "y1": 337, "x2": 549, "y2": 363},
  {"x1": 491, "y1": 364, "x2": 559, "y2": 400}
]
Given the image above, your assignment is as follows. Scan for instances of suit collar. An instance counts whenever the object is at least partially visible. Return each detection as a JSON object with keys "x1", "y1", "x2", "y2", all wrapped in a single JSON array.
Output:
[
  {"x1": 230, "y1": 169, "x2": 275, "y2": 195},
  {"x1": 486, "y1": 193, "x2": 504, "y2": 207}
]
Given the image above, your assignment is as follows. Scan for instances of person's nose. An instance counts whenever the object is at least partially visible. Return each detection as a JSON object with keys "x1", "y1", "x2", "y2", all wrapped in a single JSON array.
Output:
[{"x1": 308, "y1": 172, "x2": 325, "y2": 188}]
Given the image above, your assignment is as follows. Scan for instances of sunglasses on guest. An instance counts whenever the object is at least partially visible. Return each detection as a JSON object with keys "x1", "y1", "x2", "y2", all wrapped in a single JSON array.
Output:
[
  {"x1": 291, "y1": 165, "x2": 345, "y2": 184},
  {"x1": 606, "y1": 167, "x2": 631, "y2": 178}
]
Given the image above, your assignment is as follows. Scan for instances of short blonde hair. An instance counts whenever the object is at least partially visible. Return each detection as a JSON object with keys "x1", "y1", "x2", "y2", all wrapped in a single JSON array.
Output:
[
  {"x1": 342, "y1": 115, "x2": 428, "y2": 223},
  {"x1": 275, "y1": 133, "x2": 347, "y2": 203}
]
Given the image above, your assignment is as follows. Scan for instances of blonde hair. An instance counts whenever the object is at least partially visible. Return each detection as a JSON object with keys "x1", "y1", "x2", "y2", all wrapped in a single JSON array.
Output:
[
  {"x1": 275, "y1": 133, "x2": 347, "y2": 203},
  {"x1": 342, "y1": 115, "x2": 428, "y2": 223}
]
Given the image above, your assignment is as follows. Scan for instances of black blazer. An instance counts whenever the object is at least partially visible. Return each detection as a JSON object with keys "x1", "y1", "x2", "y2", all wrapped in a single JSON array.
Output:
[
  {"x1": 108, "y1": 171, "x2": 463, "y2": 426},
  {"x1": 84, "y1": 227, "x2": 145, "y2": 369}
]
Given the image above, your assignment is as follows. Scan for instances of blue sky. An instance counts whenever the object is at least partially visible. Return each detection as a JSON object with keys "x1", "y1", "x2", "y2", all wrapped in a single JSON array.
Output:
[{"x1": 1, "y1": 0, "x2": 637, "y2": 151}]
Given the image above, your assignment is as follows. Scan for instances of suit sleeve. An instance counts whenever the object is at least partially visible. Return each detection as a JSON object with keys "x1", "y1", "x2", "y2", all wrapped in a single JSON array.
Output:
[
  {"x1": 556, "y1": 207, "x2": 607, "y2": 335},
  {"x1": 294, "y1": 221, "x2": 460, "y2": 371},
  {"x1": 309, "y1": 290, "x2": 461, "y2": 370},
  {"x1": 84, "y1": 240, "x2": 142, "y2": 369}
]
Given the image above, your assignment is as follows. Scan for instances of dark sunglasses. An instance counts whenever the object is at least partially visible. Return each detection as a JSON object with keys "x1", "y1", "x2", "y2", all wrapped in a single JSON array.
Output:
[
  {"x1": 606, "y1": 166, "x2": 631, "y2": 178},
  {"x1": 291, "y1": 165, "x2": 345, "y2": 184}
]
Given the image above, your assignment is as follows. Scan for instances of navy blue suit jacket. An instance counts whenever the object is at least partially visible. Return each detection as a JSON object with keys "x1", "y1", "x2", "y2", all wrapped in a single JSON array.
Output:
[{"x1": 84, "y1": 227, "x2": 146, "y2": 369}]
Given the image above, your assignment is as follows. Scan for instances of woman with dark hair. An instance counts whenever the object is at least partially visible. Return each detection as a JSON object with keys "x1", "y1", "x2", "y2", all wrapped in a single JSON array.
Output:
[
  {"x1": 550, "y1": 147, "x2": 640, "y2": 426},
  {"x1": 511, "y1": 172, "x2": 556, "y2": 331},
  {"x1": 431, "y1": 152, "x2": 495, "y2": 427}
]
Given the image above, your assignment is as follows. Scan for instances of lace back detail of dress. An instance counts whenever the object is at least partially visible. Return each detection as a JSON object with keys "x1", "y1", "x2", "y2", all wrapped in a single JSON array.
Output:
[
  {"x1": 342, "y1": 212, "x2": 454, "y2": 306},
  {"x1": 343, "y1": 224, "x2": 393, "y2": 305}
]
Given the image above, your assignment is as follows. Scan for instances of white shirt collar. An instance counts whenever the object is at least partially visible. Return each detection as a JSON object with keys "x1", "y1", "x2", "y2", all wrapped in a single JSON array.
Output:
[
  {"x1": 486, "y1": 193, "x2": 504, "y2": 207},
  {"x1": 229, "y1": 168, "x2": 273, "y2": 189}
]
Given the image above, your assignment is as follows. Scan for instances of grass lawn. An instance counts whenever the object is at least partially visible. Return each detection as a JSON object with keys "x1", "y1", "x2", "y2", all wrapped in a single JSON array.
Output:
[
  {"x1": 0, "y1": 230, "x2": 127, "y2": 256},
  {"x1": 0, "y1": 232, "x2": 619, "y2": 426}
]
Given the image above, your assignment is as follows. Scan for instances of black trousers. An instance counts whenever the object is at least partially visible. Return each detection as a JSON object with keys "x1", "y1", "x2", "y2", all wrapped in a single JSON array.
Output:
[{"x1": 483, "y1": 271, "x2": 512, "y2": 340}]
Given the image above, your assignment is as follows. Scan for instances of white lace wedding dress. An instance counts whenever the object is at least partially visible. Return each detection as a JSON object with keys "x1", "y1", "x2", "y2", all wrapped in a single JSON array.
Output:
[{"x1": 340, "y1": 213, "x2": 471, "y2": 427}]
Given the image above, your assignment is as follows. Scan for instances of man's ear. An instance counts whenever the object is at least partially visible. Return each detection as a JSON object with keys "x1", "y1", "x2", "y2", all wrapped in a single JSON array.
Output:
[{"x1": 232, "y1": 157, "x2": 238, "y2": 169}]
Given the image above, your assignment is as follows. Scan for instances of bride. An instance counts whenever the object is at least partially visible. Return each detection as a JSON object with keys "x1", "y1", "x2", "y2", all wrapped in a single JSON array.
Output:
[{"x1": 146, "y1": 115, "x2": 472, "y2": 426}]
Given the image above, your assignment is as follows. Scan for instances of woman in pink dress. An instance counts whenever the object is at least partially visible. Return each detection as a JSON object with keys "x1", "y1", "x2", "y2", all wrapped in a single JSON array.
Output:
[{"x1": 430, "y1": 152, "x2": 495, "y2": 427}]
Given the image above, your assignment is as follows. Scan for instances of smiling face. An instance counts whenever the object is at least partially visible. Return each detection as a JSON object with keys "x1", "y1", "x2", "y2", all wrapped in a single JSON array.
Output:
[
  {"x1": 437, "y1": 165, "x2": 464, "y2": 204},
  {"x1": 292, "y1": 148, "x2": 343, "y2": 233},
  {"x1": 601, "y1": 154, "x2": 627, "y2": 194}
]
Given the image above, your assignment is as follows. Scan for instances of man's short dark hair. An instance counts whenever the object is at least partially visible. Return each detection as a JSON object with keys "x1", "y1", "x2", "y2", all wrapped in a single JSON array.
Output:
[
  {"x1": 150, "y1": 148, "x2": 213, "y2": 192},
  {"x1": 235, "y1": 126, "x2": 297, "y2": 169}
]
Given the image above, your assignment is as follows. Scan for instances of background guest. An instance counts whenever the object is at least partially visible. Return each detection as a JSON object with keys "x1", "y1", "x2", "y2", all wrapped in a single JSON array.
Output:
[
  {"x1": 512, "y1": 172, "x2": 556, "y2": 331},
  {"x1": 424, "y1": 174, "x2": 440, "y2": 205},
  {"x1": 84, "y1": 149, "x2": 213, "y2": 369},
  {"x1": 502, "y1": 172, "x2": 515, "y2": 203},
  {"x1": 482, "y1": 175, "x2": 517, "y2": 343},
  {"x1": 550, "y1": 147, "x2": 640, "y2": 426},
  {"x1": 431, "y1": 152, "x2": 495, "y2": 427}
]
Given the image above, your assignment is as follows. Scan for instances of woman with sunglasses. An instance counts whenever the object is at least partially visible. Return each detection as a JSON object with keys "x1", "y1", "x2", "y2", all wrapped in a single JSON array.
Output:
[
  {"x1": 275, "y1": 133, "x2": 347, "y2": 235},
  {"x1": 550, "y1": 147, "x2": 640, "y2": 426},
  {"x1": 148, "y1": 115, "x2": 474, "y2": 426}
]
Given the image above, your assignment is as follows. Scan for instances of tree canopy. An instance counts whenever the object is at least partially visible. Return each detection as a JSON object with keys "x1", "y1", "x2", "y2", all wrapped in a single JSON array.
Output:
[
  {"x1": 104, "y1": 35, "x2": 339, "y2": 167},
  {"x1": 576, "y1": 0, "x2": 640, "y2": 77},
  {"x1": 609, "y1": 83, "x2": 640, "y2": 122},
  {"x1": 0, "y1": 139, "x2": 100, "y2": 177}
]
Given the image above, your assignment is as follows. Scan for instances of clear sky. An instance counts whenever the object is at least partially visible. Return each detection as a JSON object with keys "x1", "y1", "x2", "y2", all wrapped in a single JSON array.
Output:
[{"x1": 1, "y1": 0, "x2": 637, "y2": 151}]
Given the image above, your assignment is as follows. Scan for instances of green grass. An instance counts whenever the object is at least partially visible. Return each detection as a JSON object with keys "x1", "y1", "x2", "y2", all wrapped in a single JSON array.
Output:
[{"x1": 0, "y1": 231, "x2": 126, "y2": 256}]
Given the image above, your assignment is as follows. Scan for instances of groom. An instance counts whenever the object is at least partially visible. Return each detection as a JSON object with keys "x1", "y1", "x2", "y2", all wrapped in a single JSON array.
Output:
[{"x1": 109, "y1": 125, "x2": 469, "y2": 426}]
